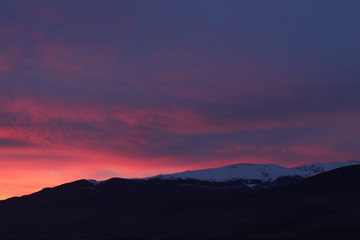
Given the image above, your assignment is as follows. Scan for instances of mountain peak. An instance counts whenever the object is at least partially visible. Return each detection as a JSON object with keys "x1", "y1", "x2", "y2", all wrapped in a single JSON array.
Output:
[{"x1": 149, "y1": 161, "x2": 360, "y2": 182}]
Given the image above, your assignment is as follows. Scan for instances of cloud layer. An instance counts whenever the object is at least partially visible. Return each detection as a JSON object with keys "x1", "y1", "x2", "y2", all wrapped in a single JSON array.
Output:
[{"x1": 0, "y1": 0, "x2": 359, "y2": 199}]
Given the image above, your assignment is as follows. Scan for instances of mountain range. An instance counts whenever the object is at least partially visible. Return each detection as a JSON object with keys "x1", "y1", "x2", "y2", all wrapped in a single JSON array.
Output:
[
  {"x1": 1, "y1": 161, "x2": 360, "y2": 240},
  {"x1": 147, "y1": 160, "x2": 360, "y2": 182}
]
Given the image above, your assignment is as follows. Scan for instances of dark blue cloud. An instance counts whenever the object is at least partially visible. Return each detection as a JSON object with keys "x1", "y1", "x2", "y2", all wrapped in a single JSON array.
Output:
[{"x1": 0, "y1": 138, "x2": 34, "y2": 148}]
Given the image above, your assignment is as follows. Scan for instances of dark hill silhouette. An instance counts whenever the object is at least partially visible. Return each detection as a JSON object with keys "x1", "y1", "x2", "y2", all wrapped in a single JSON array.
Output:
[{"x1": 0, "y1": 165, "x2": 360, "y2": 240}]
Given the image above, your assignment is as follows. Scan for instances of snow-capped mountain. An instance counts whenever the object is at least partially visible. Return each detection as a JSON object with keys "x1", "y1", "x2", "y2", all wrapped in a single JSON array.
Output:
[
  {"x1": 3, "y1": 163, "x2": 360, "y2": 240},
  {"x1": 150, "y1": 161, "x2": 360, "y2": 182}
]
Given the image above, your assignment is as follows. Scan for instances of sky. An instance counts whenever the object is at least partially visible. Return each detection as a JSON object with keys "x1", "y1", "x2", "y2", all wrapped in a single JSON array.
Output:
[{"x1": 0, "y1": 0, "x2": 359, "y2": 199}]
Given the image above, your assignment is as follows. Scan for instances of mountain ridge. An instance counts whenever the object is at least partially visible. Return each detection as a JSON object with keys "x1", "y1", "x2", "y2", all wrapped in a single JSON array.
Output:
[
  {"x1": 3, "y1": 161, "x2": 357, "y2": 201},
  {"x1": 147, "y1": 160, "x2": 360, "y2": 182},
  {"x1": 1, "y1": 164, "x2": 360, "y2": 239}
]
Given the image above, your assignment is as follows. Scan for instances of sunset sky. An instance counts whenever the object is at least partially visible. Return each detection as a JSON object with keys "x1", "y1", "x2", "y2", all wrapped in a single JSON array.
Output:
[{"x1": 0, "y1": 0, "x2": 359, "y2": 199}]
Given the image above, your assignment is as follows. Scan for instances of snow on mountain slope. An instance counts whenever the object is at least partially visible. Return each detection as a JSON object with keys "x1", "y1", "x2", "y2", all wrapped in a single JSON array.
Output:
[{"x1": 151, "y1": 161, "x2": 360, "y2": 182}]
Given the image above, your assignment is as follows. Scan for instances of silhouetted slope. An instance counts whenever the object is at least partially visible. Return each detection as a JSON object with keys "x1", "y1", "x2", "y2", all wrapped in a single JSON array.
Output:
[{"x1": 0, "y1": 165, "x2": 360, "y2": 240}]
